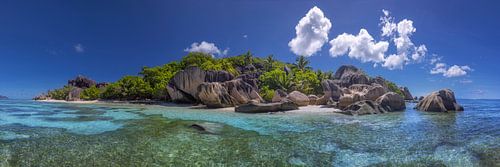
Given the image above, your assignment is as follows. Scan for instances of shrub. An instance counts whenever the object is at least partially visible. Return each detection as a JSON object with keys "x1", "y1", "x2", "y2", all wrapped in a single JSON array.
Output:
[
  {"x1": 259, "y1": 69, "x2": 294, "y2": 92},
  {"x1": 47, "y1": 85, "x2": 73, "y2": 100},
  {"x1": 101, "y1": 76, "x2": 153, "y2": 100},
  {"x1": 259, "y1": 86, "x2": 275, "y2": 102},
  {"x1": 386, "y1": 81, "x2": 404, "y2": 97},
  {"x1": 80, "y1": 86, "x2": 100, "y2": 100}
]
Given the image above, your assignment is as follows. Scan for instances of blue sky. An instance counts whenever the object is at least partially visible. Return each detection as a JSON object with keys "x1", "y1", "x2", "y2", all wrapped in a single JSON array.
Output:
[{"x1": 0, "y1": 0, "x2": 499, "y2": 99}]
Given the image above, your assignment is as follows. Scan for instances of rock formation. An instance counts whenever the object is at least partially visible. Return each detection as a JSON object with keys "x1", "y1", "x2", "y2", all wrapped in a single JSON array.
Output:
[
  {"x1": 197, "y1": 79, "x2": 263, "y2": 108},
  {"x1": 400, "y1": 87, "x2": 413, "y2": 100},
  {"x1": 68, "y1": 75, "x2": 96, "y2": 89},
  {"x1": 342, "y1": 100, "x2": 384, "y2": 116},
  {"x1": 416, "y1": 89, "x2": 464, "y2": 112},
  {"x1": 235, "y1": 101, "x2": 298, "y2": 113},
  {"x1": 167, "y1": 67, "x2": 234, "y2": 103},
  {"x1": 66, "y1": 87, "x2": 83, "y2": 101},
  {"x1": 286, "y1": 91, "x2": 309, "y2": 106},
  {"x1": 321, "y1": 80, "x2": 343, "y2": 101},
  {"x1": 271, "y1": 89, "x2": 287, "y2": 103},
  {"x1": 376, "y1": 92, "x2": 406, "y2": 112}
]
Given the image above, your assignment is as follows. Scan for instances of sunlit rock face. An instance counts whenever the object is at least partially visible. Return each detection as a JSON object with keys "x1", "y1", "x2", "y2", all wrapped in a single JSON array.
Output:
[{"x1": 416, "y1": 89, "x2": 464, "y2": 112}]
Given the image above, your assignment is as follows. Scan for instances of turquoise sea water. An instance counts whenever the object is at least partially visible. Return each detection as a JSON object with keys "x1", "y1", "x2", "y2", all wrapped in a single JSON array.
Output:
[{"x1": 0, "y1": 99, "x2": 498, "y2": 166}]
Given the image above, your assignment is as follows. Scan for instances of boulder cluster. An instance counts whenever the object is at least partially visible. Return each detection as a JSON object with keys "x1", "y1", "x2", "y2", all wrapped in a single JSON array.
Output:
[
  {"x1": 166, "y1": 66, "x2": 263, "y2": 108},
  {"x1": 34, "y1": 64, "x2": 464, "y2": 115}
]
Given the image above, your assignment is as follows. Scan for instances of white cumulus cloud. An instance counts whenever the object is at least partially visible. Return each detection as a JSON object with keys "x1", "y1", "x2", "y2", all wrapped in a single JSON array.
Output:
[
  {"x1": 379, "y1": 10, "x2": 428, "y2": 69},
  {"x1": 383, "y1": 54, "x2": 407, "y2": 70},
  {"x1": 329, "y1": 29, "x2": 389, "y2": 64},
  {"x1": 184, "y1": 41, "x2": 228, "y2": 57},
  {"x1": 430, "y1": 63, "x2": 472, "y2": 78},
  {"x1": 289, "y1": 6, "x2": 332, "y2": 57}
]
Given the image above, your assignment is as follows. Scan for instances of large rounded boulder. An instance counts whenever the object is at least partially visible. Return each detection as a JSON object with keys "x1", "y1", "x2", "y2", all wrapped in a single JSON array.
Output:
[
  {"x1": 416, "y1": 89, "x2": 464, "y2": 112},
  {"x1": 286, "y1": 91, "x2": 309, "y2": 106},
  {"x1": 376, "y1": 92, "x2": 406, "y2": 112}
]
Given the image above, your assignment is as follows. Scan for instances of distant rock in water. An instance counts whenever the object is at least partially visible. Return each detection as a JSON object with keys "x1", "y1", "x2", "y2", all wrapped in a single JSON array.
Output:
[
  {"x1": 416, "y1": 89, "x2": 464, "y2": 112},
  {"x1": 68, "y1": 75, "x2": 96, "y2": 89},
  {"x1": 0, "y1": 95, "x2": 8, "y2": 99}
]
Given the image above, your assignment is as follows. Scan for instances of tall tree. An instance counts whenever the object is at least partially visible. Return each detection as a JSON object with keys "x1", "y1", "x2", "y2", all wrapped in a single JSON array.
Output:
[
  {"x1": 295, "y1": 56, "x2": 310, "y2": 71},
  {"x1": 264, "y1": 54, "x2": 275, "y2": 71},
  {"x1": 243, "y1": 51, "x2": 253, "y2": 66}
]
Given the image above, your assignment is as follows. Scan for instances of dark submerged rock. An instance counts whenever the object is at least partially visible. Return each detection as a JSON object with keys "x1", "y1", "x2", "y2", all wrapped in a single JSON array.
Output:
[{"x1": 235, "y1": 101, "x2": 298, "y2": 113}]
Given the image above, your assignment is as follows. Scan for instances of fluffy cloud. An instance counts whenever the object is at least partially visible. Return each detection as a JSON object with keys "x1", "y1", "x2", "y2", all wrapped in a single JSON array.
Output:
[
  {"x1": 430, "y1": 63, "x2": 472, "y2": 77},
  {"x1": 383, "y1": 54, "x2": 407, "y2": 70},
  {"x1": 184, "y1": 41, "x2": 228, "y2": 57},
  {"x1": 379, "y1": 10, "x2": 427, "y2": 68},
  {"x1": 329, "y1": 29, "x2": 389, "y2": 64},
  {"x1": 74, "y1": 44, "x2": 84, "y2": 53},
  {"x1": 289, "y1": 6, "x2": 332, "y2": 57}
]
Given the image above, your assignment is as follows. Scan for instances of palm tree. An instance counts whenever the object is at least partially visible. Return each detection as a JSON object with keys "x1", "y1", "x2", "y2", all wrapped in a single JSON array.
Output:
[
  {"x1": 264, "y1": 54, "x2": 275, "y2": 71},
  {"x1": 243, "y1": 51, "x2": 253, "y2": 66},
  {"x1": 295, "y1": 56, "x2": 310, "y2": 71}
]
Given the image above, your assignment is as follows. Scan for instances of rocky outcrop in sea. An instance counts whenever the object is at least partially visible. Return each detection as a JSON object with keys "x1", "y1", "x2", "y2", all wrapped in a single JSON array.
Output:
[{"x1": 416, "y1": 89, "x2": 464, "y2": 112}]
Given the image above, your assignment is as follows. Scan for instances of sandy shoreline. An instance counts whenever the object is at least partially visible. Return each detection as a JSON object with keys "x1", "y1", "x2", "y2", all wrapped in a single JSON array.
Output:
[{"x1": 34, "y1": 99, "x2": 341, "y2": 113}]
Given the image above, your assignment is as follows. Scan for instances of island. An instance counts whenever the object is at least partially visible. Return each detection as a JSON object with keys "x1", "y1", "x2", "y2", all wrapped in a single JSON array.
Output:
[
  {"x1": 0, "y1": 95, "x2": 7, "y2": 100},
  {"x1": 34, "y1": 52, "x2": 463, "y2": 114}
]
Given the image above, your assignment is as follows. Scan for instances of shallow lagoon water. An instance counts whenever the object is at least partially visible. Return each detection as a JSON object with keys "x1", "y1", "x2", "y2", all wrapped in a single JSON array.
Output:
[{"x1": 0, "y1": 99, "x2": 498, "y2": 166}]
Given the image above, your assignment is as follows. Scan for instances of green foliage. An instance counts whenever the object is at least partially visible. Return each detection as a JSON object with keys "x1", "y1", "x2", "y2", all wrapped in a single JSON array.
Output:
[
  {"x1": 292, "y1": 70, "x2": 320, "y2": 95},
  {"x1": 140, "y1": 62, "x2": 182, "y2": 100},
  {"x1": 101, "y1": 82, "x2": 123, "y2": 100},
  {"x1": 294, "y1": 56, "x2": 311, "y2": 71},
  {"x1": 259, "y1": 86, "x2": 275, "y2": 102},
  {"x1": 180, "y1": 52, "x2": 216, "y2": 68},
  {"x1": 101, "y1": 76, "x2": 153, "y2": 100},
  {"x1": 80, "y1": 86, "x2": 100, "y2": 100},
  {"x1": 386, "y1": 81, "x2": 404, "y2": 97},
  {"x1": 47, "y1": 85, "x2": 73, "y2": 100},
  {"x1": 259, "y1": 68, "x2": 294, "y2": 92}
]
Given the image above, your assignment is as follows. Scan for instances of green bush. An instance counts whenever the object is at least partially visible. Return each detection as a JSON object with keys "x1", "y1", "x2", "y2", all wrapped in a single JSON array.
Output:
[
  {"x1": 259, "y1": 68, "x2": 294, "y2": 92},
  {"x1": 140, "y1": 62, "x2": 182, "y2": 100},
  {"x1": 181, "y1": 52, "x2": 216, "y2": 68},
  {"x1": 101, "y1": 82, "x2": 123, "y2": 100},
  {"x1": 47, "y1": 85, "x2": 73, "y2": 100},
  {"x1": 80, "y1": 86, "x2": 100, "y2": 100},
  {"x1": 386, "y1": 81, "x2": 404, "y2": 97},
  {"x1": 101, "y1": 76, "x2": 153, "y2": 100},
  {"x1": 292, "y1": 70, "x2": 320, "y2": 95},
  {"x1": 259, "y1": 86, "x2": 275, "y2": 102}
]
